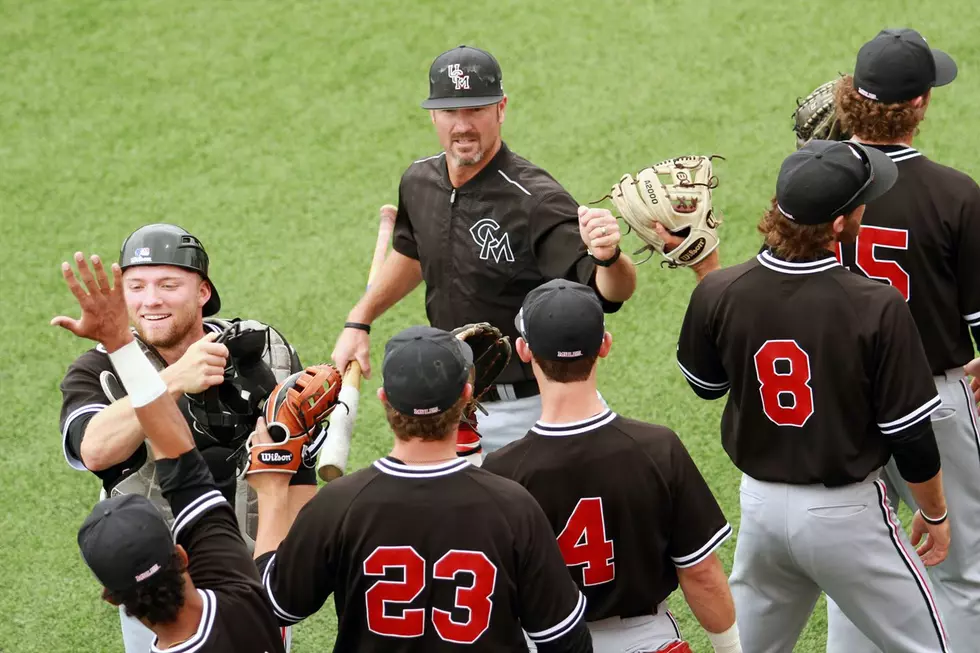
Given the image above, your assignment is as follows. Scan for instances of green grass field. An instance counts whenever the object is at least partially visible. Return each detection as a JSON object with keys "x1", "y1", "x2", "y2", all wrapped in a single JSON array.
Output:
[{"x1": 2, "y1": 1, "x2": 978, "y2": 651}]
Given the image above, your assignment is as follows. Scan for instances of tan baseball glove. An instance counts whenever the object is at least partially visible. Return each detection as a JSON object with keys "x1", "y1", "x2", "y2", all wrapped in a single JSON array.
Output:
[{"x1": 607, "y1": 155, "x2": 722, "y2": 268}]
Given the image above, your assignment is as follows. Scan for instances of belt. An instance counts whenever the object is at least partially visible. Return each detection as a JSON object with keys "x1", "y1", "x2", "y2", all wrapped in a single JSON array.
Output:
[{"x1": 482, "y1": 380, "x2": 540, "y2": 403}]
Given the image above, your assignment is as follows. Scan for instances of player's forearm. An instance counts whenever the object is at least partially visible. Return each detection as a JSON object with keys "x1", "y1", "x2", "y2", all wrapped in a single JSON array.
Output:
[
  {"x1": 287, "y1": 484, "x2": 316, "y2": 522},
  {"x1": 107, "y1": 339, "x2": 195, "y2": 460},
  {"x1": 253, "y1": 486, "x2": 292, "y2": 559},
  {"x1": 907, "y1": 470, "x2": 948, "y2": 521},
  {"x1": 594, "y1": 253, "x2": 636, "y2": 302},
  {"x1": 692, "y1": 250, "x2": 721, "y2": 283},
  {"x1": 79, "y1": 367, "x2": 187, "y2": 470},
  {"x1": 677, "y1": 554, "x2": 737, "y2": 635},
  {"x1": 347, "y1": 251, "x2": 422, "y2": 324}
]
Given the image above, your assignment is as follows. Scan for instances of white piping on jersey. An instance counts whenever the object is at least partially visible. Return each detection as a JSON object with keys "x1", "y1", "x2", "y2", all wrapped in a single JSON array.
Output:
[
  {"x1": 172, "y1": 490, "x2": 227, "y2": 542},
  {"x1": 263, "y1": 554, "x2": 306, "y2": 624},
  {"x1": 372, "y1": 457, "x2": 471, "y2": 478},
  {"x1": 498, "y1": 170, "x2": 532, "y2": 196},
  {"x1": 671, "y1": 522, "x2": 733, "y2": 568},
  {"x1": 531, "y1": 410, "x2": 617, "y2": 436},
  {"x1": 413, "y1": 152, "x2": 447, "y2": 164},
  {"x1": 61, "y1": 403, "x2": 108, "y2": 471},
  {"x1": 878, "y1": 394, "x2": 942, "y2": 435},
  {"x1": 676, "y1": 359, "x2": 730, "y2": 391},
  {"x1": 757, "y1": 251, "x2": 840, "y2": 275},
  {"x1": 525, "y1": 591, "x2": 587, "y2": 643},
  {"x1": 885, "y1": 147, "x2": 921, "y2": 162},
  {"x1": 151, "y1": 589, "x2": 216, "y2": 653},
  {"x1": 963, "y1": 309, "x2": 980, "y2": 327}
]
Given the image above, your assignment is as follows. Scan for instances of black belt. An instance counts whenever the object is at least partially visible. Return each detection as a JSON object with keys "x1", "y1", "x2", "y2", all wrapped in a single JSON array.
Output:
[{"x1": 482, "y1": 380, "x2": 540, "y2": 403}]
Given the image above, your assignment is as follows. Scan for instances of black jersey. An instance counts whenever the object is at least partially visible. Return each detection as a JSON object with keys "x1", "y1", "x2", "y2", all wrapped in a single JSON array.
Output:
[
  {"x1": 835, "y1": 145, "x2": 980, "y2": 373},
  {"x1": 677, "y1": 249, "x2": 941, "y2": 486},
  {"x1": 152, "y1": 449, "x2": 285, "y2": 653},
  {"x1": 393, "y1": 142, "x2": 621, "y2": 384},
  {"x1": 58, "y1": 321, "x2": 315, "y2": 491},
  {"x1": 257, "y1": 457, "x2": 591, "y2": 652},
  {"x1": 482, "y1": 410, "x2": 731, "y2": 621}
]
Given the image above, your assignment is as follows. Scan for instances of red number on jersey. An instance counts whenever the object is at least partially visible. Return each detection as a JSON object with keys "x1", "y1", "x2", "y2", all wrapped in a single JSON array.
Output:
[
  {"x1": 432, "y1": 551, "x2": 497, "y2": 644},
  {"x1": 855, "y1": 226, "x2": 910, "y2": 300},
  {"x1": 363, "y1": 547, "x2": 499, "y2": 643},
  {"x1": 557, "y1": 497, "x2": 615, "y2": 586},
  {"x1": 363, "y1": 546, "x2": 427, "y2": 638},
  {"x1": 754, "y1": 340, "x2": 815, "y2": 427}
]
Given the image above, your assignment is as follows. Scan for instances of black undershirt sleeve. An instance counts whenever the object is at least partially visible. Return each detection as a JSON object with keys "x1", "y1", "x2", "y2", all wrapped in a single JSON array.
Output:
[{"x1": 887, "y1": 419, "x2": 942, "y2": 484}]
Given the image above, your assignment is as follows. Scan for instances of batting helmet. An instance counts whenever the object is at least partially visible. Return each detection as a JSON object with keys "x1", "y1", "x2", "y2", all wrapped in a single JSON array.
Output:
[{"x1": 119, "y1": 223, "x2": 221, "y2": 316}]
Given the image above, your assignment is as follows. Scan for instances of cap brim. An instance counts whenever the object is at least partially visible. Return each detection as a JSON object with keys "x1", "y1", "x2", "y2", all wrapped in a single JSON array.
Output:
[
  {"x1": 421, "y1": 95, "x2": 503, "y2": 110},
  {"x1": 853, "y1": 145, "x2": 899, "y2": 208},
  {"x1": 931, "y1": 49, "x2": 957, "y2": 87}
]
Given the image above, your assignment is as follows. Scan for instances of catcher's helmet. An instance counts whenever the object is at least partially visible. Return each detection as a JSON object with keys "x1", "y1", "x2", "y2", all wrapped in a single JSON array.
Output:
[{"x1": 119, "y1": 223, "x2": 221, "y2": 316}]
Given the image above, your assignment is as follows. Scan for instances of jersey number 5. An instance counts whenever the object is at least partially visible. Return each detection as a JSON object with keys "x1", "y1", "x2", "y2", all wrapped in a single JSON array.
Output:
[
  {"x1": 754, "y1": 340, "x2": 815, "y2": 427},
  {"x1": 363, "y1": 546, "x2": 497, "y2": 644},
  {"x1": 557, "y1": 497, "x2": 615, "y2": 586},
  {"x1": 837, "y1": 226, "x2": 911, "y2": 300}
]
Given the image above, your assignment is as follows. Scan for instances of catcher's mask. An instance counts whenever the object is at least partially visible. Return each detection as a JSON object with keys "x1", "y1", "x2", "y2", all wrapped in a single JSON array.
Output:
[
  {"x1": 186, "y1": 323, "x2": 278, "y2": 451},
  {"x1": 119, "y1": 223, "x2": 221, "y2": 317}
]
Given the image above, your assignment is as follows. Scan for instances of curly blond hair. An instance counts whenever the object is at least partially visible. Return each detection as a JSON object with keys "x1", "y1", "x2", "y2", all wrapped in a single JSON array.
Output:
[{"x1": 834, "y1": 75, "x2": 928, "y2": 142}]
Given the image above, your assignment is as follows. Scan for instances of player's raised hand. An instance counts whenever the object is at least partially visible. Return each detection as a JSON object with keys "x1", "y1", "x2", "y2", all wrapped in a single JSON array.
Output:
[
  {"x1": 910, "y1": 510, "x2": 951, "y2": 567},
  {"x1": 162, "y1": 332, "x2": 228, "y2": 394},
  {"x1": 51, "y1": 252, "x2": 132, "y2": 352},
  {"x1": 244, "y1": 417, "x2": 291, "y2": 493},
  {"x1": 578, "y1": 206, "x2": 621, "y2": 262}
]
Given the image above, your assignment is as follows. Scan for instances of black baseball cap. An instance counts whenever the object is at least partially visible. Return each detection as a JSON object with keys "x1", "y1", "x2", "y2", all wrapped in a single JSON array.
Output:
[
  {"x1": 776, "y1": 140, "x2": 898, "y2": 225},
  {"x1": 421, "y1": 45, "x2": 504, "y2": 110},
  {"x1": 853, "y1": 28, "x2": 957, "y2": 103},
  {"x1": 382, "y1": 326, "x2": 473, "y2": 415},
  {"x1": 515, "y1": 279, "x2": 605, "y2": 361},
  {"x1": 78, "y1": 494, "x2": 175, "y2": 595}
]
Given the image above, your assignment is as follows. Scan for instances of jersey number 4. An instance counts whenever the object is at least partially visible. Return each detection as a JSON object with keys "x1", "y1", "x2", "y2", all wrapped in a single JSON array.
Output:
[
  {"x1": 837, "y1": 226, "x2": 911, "y2": 300},
  {"x1": 363, "y1": 546, "x2": 496, "y2": 644},
  {"x1": 557, "y1": 497, "x2": 615, "y2": 586},
  {"x1": 754, "y1": 340, "x2": 814, "y2": 427}
]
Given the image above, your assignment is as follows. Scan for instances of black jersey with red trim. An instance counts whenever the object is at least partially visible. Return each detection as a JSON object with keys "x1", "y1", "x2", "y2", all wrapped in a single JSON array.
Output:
[
  {"x1": 835, "y1": 145, "x2": 980, "y2": 373},
  {"x1": 255, "y1": 457, "x2": 591, "y2": 653},
  {"x1": 151, "y1": 449, "x2": 285, "y2": 653},
  {"x1": 677, "y1": 249, "x2": 941, "y2": 485},
  {"x1": 482, "y1": 410, "x2": 731, "y2": 621}
]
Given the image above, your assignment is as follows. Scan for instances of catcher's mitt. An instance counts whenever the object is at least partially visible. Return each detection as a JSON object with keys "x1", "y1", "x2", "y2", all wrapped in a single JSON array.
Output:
[
  {"x1": 607, "y1": 155, "x2": 722, "y2": 268},
  {"x1": 242, "y1": 365, "x2": 342, "y2": 475},
  {"x1": 451, "y1": 323, "x2": 512, "y2": 413},
  {"x1": 793, "y1": 79, "x2": 849, "y2": 149}
]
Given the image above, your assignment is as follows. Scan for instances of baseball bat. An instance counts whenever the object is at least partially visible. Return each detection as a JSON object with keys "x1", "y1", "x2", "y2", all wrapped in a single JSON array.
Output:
[{"x1": 317, "y1": 204, "x2": 397, "y2": 481}]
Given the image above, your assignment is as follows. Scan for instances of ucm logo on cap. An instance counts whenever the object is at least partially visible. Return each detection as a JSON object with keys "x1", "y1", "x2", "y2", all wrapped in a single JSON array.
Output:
[{"x1": 448, "y1": 63, "x2": 470, "y2": 90}]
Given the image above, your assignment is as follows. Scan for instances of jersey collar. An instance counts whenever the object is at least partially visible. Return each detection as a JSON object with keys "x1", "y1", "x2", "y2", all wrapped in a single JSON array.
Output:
[
  {"x1": 757, "y1": 249, "x2": 840, "y2": 275},
  {"x1": 441, "y1": 141, "x2": 513, "y2": 191},
  {"x1": 531, "y1": 409, "x2": 617, "y2": 436},
  {"x1": 858, "y1": 142, "x2": 921, "y2": 162},
  {"x1": 373, "y1": 457, "x2": 471, "y2": 478},
  {"x1": 150, "y1": 589, "x2": 216, "y2": 653}
]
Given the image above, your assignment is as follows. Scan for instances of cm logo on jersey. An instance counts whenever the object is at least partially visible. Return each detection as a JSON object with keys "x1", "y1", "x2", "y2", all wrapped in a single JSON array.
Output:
[{"x1": 470, "y1": 218, "x2": 515, "y2": 263}]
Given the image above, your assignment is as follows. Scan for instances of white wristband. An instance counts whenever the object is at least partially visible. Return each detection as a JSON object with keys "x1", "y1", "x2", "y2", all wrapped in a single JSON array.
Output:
[
  {"x1": 107, "y1": 340, "x2": 168, "y2": 407},
  {"x1": 707, "y1": 622, "x2": 742, "y2": 653}
]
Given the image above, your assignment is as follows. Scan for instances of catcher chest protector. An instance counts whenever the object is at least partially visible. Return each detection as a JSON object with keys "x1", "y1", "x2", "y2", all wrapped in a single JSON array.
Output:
[{"x1": 107, "y1": 318, "x2": 297, "y2": 550}]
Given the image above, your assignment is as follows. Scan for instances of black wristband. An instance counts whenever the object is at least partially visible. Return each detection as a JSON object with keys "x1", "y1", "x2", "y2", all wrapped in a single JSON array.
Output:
[
  {"x1": 589, "y1": 245, "x2": 622, "y2": 268},
  {"x1": 921, "y1": 509, "x2": 948, "y2": 525},
  {"x1": 344, "y1": 322, "x2": 371, "y2": 334}
]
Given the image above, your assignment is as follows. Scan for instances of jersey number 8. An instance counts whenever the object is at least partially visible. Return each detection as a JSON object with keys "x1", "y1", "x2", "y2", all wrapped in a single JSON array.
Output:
[
  {"x1": 363, "y1": 546, "x2": 497, "y2": 644},
  {"x1": 754, "y1": 340, "x2": 815, "y2": 428}
]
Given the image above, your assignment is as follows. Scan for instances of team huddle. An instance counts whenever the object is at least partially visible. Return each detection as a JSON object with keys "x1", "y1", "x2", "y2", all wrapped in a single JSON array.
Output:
[{"x1": 54, "y1": 27, "x2": 978, "y2": 653}]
